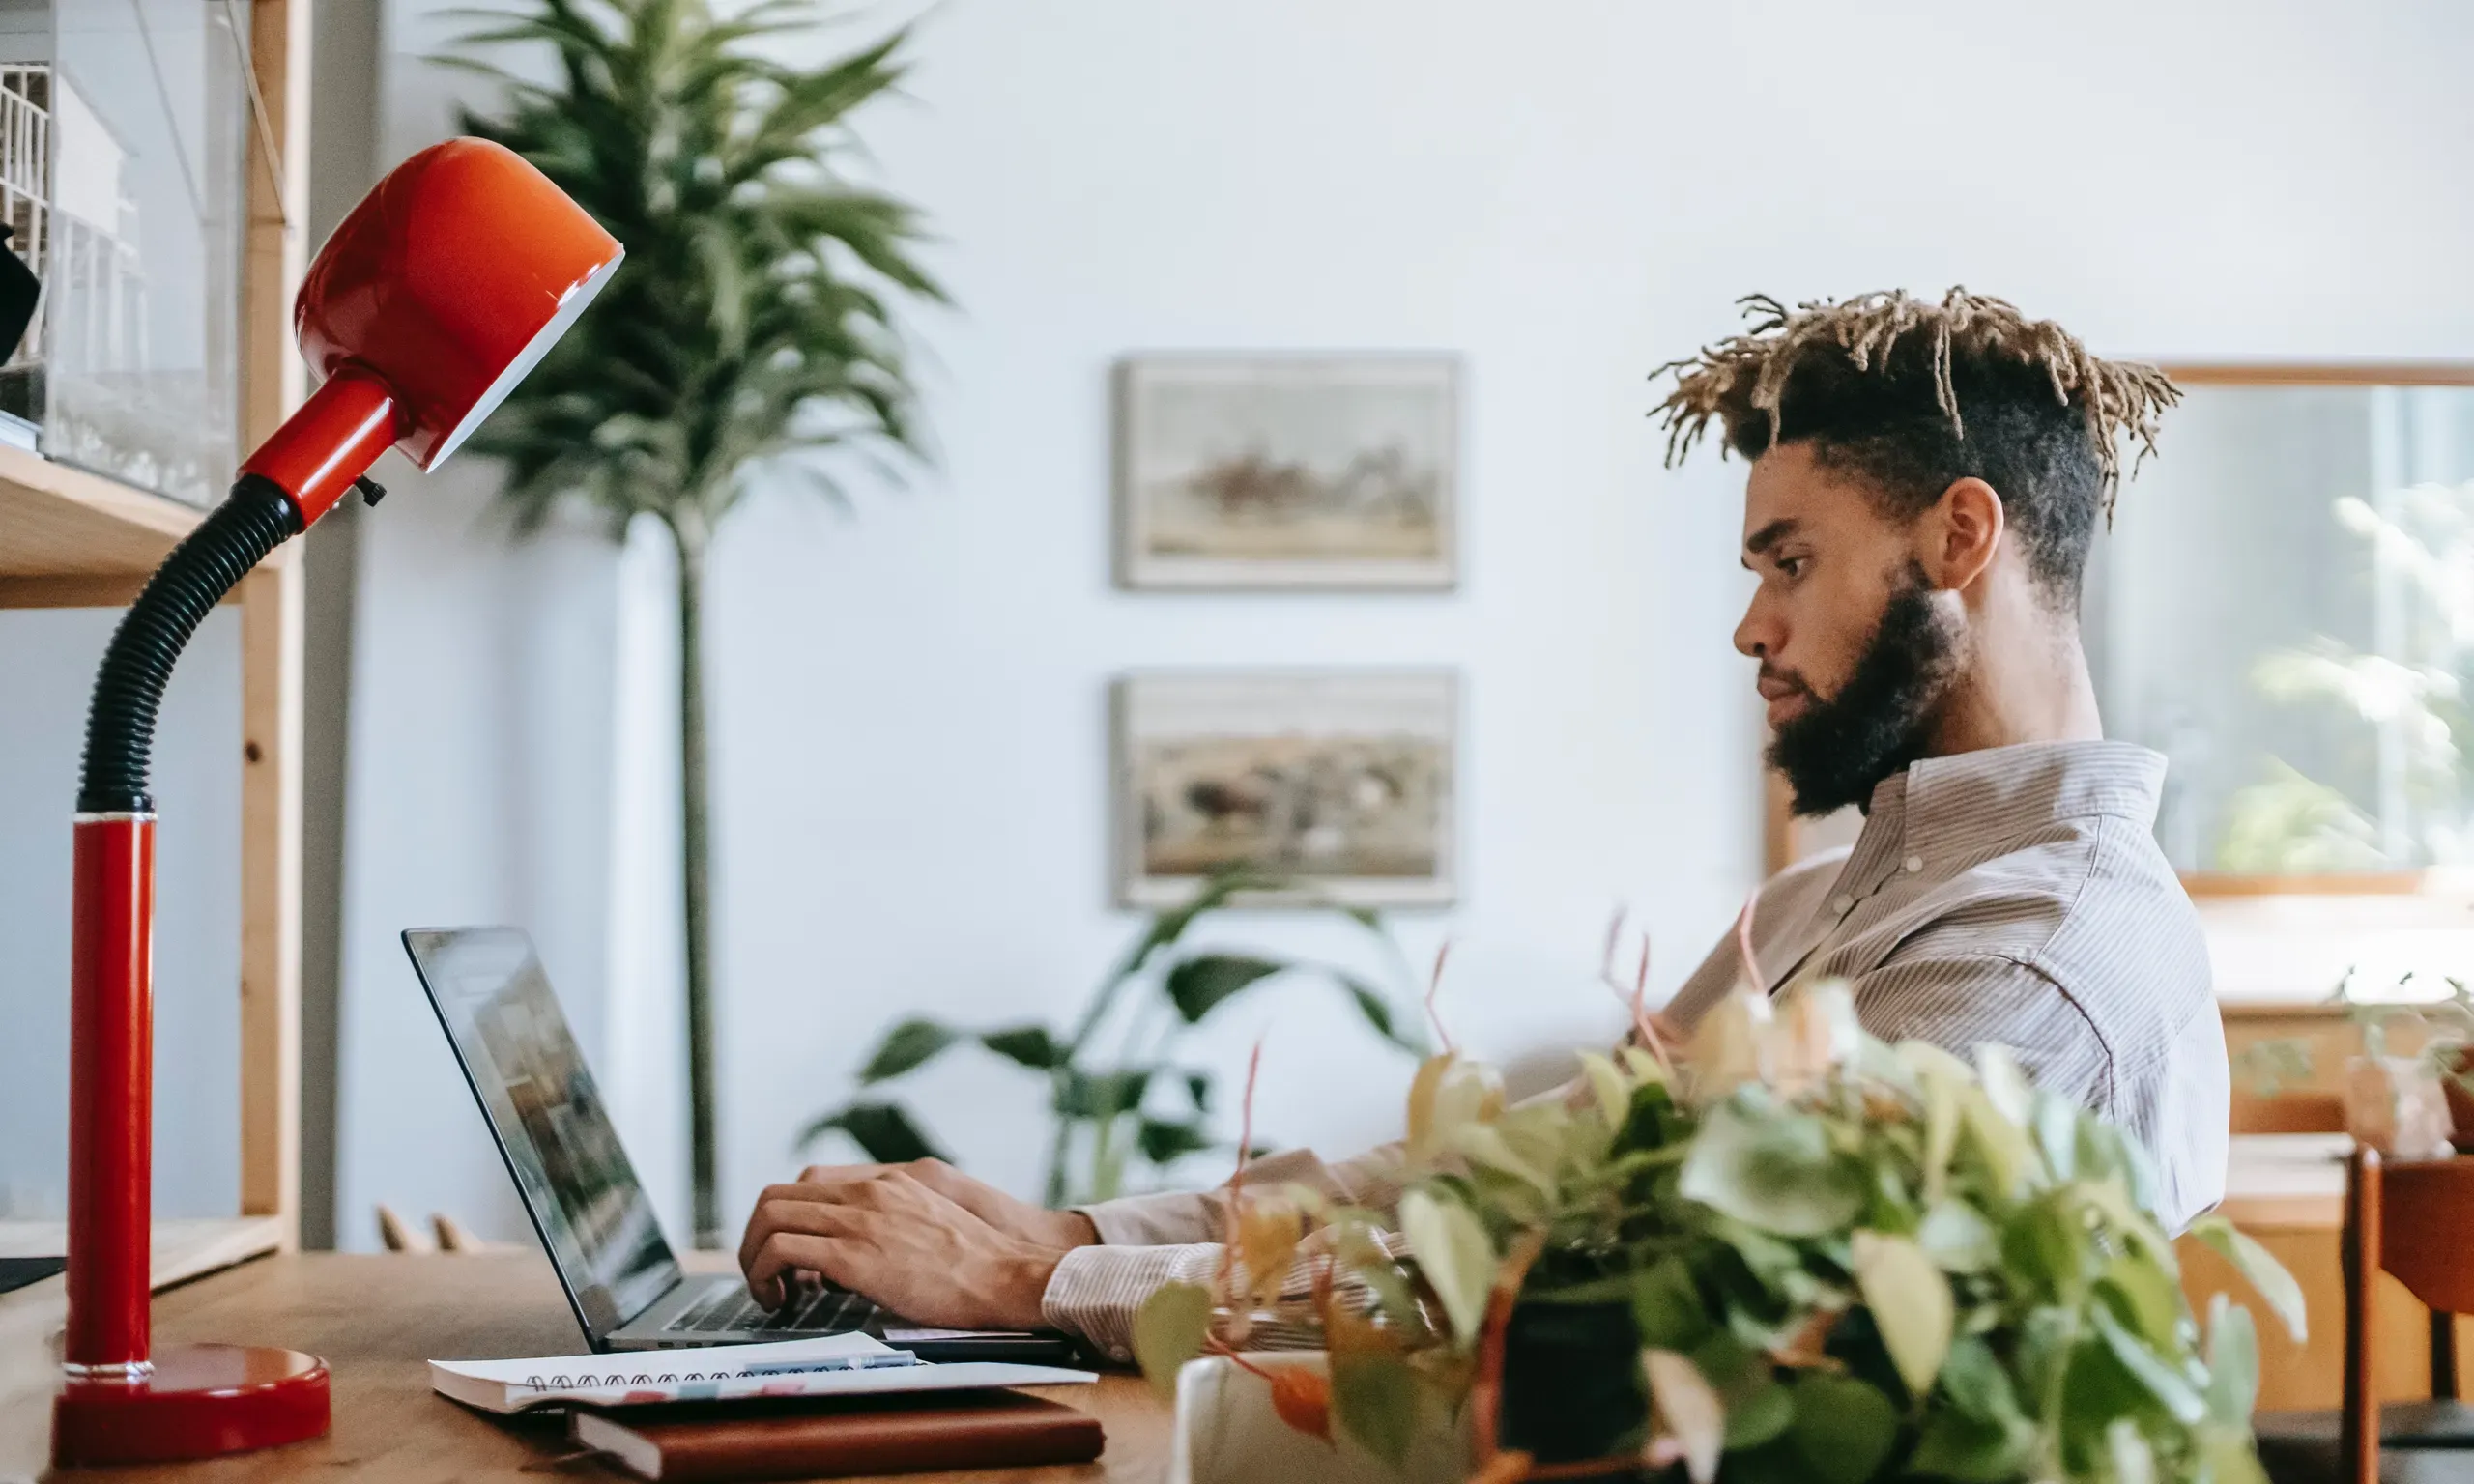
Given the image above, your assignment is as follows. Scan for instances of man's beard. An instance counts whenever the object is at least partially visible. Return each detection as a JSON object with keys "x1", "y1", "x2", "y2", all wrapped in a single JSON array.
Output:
[{"x1": 1768, "y1": 565, "x2": 1962, "y2": 817}]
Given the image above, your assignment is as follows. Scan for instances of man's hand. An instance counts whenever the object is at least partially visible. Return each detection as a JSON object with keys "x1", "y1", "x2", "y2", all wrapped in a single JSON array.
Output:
[
  {"x1": 786, "y1": 1157, "x2": 1099, "y2": 1251},
  {"x1": 736, "y1": 1163, "x2": 1093, "y2": 1331}
]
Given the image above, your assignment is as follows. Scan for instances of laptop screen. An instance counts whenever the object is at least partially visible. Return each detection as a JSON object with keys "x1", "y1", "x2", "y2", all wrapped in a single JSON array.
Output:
[{"x1": 403, "y1": 928, "x2": 682, "y2": 1340}]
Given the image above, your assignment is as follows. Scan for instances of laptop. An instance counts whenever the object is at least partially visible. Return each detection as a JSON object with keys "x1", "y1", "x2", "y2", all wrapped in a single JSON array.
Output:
[{"x1": 402, "y1": 926, "x2": 1073, "y2": 1361}]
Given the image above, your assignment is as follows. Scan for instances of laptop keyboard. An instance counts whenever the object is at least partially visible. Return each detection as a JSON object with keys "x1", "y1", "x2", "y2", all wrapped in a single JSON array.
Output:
[{"x1": 669, "y1": 1282, "x2": 880, "y2": 1337}]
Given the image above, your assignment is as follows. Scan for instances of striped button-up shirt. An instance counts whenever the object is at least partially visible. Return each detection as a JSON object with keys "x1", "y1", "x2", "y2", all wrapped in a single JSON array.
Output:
[{"x1": 1039, "y1": 739, "x2": 2229, "y2": 1360}]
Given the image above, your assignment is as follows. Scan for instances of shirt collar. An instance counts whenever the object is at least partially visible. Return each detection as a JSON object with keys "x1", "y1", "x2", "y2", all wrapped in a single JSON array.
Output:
[{"x1": 1841, "y1": 740, "x2": 2167, "y2": 894}]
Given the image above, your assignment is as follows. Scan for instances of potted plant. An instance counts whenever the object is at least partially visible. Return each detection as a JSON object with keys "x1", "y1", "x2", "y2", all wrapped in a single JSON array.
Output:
[
  {"x1": 1138, "y1": 975, "x2": 2304, "y2": 1484},
  {"x1": 2236, "y1": 968, "x2": 2474, "y2": 1155},
  {"x1": 441, "y1": 0, "x2": 944, "y2": 1244},
  {"x1": 800, "y1": 870, "x2": 1428, "y2": 1206}
]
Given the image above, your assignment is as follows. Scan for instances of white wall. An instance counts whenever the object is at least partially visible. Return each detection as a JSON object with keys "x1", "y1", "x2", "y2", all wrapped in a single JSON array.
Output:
[
  {"x1": 333, "y1": 0, "x2": 2474, "y2": 1248},
  {"x1": 0, "y1": 609, "x2": 241, "y2": 1221}
]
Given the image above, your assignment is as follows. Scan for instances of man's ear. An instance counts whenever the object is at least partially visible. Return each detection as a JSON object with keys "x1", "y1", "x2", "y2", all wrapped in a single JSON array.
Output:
[{"x1": 1919, "y1": 476, "x2": 2003, "y2": 592}]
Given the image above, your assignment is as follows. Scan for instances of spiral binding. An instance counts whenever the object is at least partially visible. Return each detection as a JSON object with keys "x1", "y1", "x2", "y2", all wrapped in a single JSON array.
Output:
[{"x1": 516, "y1": 1353, "x2": 913, "y2": 1393}]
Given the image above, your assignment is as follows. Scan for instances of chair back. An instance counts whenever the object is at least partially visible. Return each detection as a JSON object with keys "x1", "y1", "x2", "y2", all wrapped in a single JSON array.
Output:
[{"x1": 2341, "y1": 1148, "x2": 2474, "y2": 1484}]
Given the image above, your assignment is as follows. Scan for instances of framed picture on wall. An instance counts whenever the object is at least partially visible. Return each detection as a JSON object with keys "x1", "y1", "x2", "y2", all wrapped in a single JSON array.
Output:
[
  {"x1": 1112, "y1": 670, "x2": 1459, "y2": 907},
  {"x1": 1114, "y1": 356, "x2": 1460, "y2": 589}
]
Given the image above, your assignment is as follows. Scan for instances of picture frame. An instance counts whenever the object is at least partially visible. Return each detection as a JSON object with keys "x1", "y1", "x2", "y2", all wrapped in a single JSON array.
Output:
[
  {"x1": 1114, "y1": 355, "x2": 1460, "y2": 590},
  {"x1": 1112, "y1": 669, "x2": 1459, "y2": 908}
]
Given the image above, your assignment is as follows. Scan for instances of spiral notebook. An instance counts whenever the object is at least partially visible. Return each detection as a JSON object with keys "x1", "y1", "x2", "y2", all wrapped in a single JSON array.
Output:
[{"x1": 430, "y1": 1331, "x2": 1093, "y2": 1414}]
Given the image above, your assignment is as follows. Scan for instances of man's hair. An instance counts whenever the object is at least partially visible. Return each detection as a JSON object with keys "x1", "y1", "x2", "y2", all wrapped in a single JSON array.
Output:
[{"x1": 1651, "y1": 288, "x2": 2180, "y2": 607}]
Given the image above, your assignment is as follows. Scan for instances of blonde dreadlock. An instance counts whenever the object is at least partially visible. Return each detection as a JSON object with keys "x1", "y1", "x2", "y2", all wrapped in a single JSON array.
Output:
[{"x1": 1650, "y1": 288, "x2": 2179, "y2": 519}]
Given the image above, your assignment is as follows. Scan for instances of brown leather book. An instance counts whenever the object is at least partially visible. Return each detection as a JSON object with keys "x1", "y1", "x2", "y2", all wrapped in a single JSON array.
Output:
[{"x1": 568, "y1": 1390, "x2": 1105, "y2": 1481}]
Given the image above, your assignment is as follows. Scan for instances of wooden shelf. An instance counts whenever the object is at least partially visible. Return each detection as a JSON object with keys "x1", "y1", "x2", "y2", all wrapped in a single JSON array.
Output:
[
  {"x1": 0, "y1": 1216, "x2": 285, "y2": 1293},
  {"x1": 0, "y1": 442, "x2": 204, "y2": 589}
]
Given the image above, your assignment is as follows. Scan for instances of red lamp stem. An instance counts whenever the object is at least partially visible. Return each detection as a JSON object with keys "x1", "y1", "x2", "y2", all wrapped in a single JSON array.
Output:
[
  {"x1": 64, "y1": 813, "x2": 154, "y2": 1376},
  {"x1": 238, "y1": 365, "x2": 402, "y2": 525}
]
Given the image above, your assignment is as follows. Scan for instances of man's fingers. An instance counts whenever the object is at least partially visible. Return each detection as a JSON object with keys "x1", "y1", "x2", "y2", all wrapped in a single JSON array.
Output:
[
  {"x1": 748, "y1": 1231, "x2": 858, "y2": 1299},
  {"x1": 739, "y1": 1172, "x2": 917, "y2": 1271},
  {"x1": 796, "y1": 1162, "x2": 890, "y2": 1184},
  {"x1": 738, "y1": 1194, "x2": 872, "y2": 1289}
]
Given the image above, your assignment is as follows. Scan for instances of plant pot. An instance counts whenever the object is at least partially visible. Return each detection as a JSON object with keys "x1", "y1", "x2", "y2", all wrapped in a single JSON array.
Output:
[
  {"x1": 2345, "y1": 1054, "x2": 2454, "y2": 1159},
  {"x1": 1167, "y1": 1352, "x2": 1467, "y2": 1484},
  {"x1": 1499, "y1": 1301, "x2": 1644, "y2": 1470}
]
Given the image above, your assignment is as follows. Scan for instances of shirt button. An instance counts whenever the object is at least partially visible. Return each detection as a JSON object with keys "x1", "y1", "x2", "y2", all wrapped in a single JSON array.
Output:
[
  {"x1": 1111, "y1": 1347, "x2": 1132, "y2": 1363},
  {"x1": 1829, "y1": 894, "x2": 1854, "y2": 915},
  {"x1": 1904, "y1": 855, "x2": 1924, "y2": 873}
]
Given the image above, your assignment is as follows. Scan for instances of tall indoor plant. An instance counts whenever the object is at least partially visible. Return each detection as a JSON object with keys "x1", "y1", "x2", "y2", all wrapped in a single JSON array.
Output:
[{"x1": 443, "y1": 0, "x2": 943, "y2": 1244}]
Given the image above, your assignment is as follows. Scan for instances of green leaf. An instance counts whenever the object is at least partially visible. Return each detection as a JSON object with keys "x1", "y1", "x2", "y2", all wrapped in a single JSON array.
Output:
[
  {"x1": 2032, "y1": 1092, "x2": 2080, "y2": 1181},
  {"x1": 2204, "y1": 1293, "x2": 2260, "y2": 1424},
  {"x1": 1164, "y1": 954, "x2": 1285, "y2": 1023},
  {"x1": 1910, "y1": 1412, "x2": 2032, "y2": 1484},
  {"x1": 796, "y1": 1102, "x2": 947, "y2": 1163},
  {"x1": 2088, "y1": 1304, "x2": 2206, "y2": 1425},
  {"x1": 1961, "y1": 1085, "x2": 2039, "y2": 1199},
  {"x1": 2199, "y1": 1424, "x2": 2273, "y2": 1484},
  {"x1": 1918, "y1": 1200, "x2": 1999, "y2": 1273},
  {"x1": 1852, "y1": 1231, "x2": 1952, "y2": 1399},
  {"x1": 978, "y1": 1025, "x2": 1065, "y2": 1070},
  {"x1": 2187, "y1": 1215, "x2": 2308, "y2": 1343},
  {"x1": 1632, "y1": 1255, "x2": 1712, "y2": 1351},
  {"x1": 1725, "y1": 1379, "x2": 1795, "y2": 1450},
  {"x1": 2000, "y1": 1193, "x2": 2085, "y2": 1301},
  {"x1": 1398, "y1": 1190, "x2": 1496, "y2": 1346},
  {"x1": 1054, "y1": 1069, "x2": 1153, "y2": 1118},
  {"x1": 2015, "y1": 1305, "x2": 2077, "y2": 1408},
  {"x1": 1131, "y1": 1281, "x2": 1213, "y2": 1399},
  {"x1": 1921, "y1": 1065, "x2": 1962, "y2": 1205},
  {"x1": 1976, "y1": 1043, "x2": 2034, "y2": 1125},
  {"x1": 1678, "y1": 1098, "x2": 1866, "y2": 1237},
  {"x1": 1330, "y1": 1349, "x2": 1422, "y2": 1468},
  {"x1": 2098, "y1": 1252, "x2": 2188, "y2": 1352},
  {"x1": 1339, "y1": 975, "x2": 1423, "y2": 1052},
  {"x1": 1938, "y1": 1336, "x2": 2026, "y2": 1424},
  {"x1": 857, "y1": 1018, "x2": 959, "y2": 1082},
  {"x1": 2106, "y1": 1419, "x2": 2156, "y2": 1484},
  {"x1": 1787, "y1": 1373, "x2": 1898, "y2": 1484},
  {"x1": 1136, "y1": 1118, "x2": 1213, "y2": 1164}
]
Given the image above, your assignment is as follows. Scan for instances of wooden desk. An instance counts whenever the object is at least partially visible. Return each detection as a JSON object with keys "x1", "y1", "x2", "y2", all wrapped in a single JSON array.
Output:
[{"x1": 3, "y1": 1255, "x2": 1164, "y2": 1483}]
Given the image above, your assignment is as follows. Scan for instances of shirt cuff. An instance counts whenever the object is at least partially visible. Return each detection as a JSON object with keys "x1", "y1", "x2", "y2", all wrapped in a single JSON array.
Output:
[{"x1": 1039, "y1": 1241, "x2": 1221, "y2": 1364}]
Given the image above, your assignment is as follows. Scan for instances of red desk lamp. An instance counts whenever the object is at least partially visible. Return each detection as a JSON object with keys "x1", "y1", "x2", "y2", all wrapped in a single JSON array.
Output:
[{"x1": 52, "y1": 137, "x2": 621, "y2": 1467}]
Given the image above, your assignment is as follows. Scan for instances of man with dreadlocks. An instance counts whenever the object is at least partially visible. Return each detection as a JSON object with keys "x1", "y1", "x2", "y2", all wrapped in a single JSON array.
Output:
[
  {"x1": 1644, "y1": 289, "x2": 2223, "y2": 1231},
  {"x1": 733, "y1": 289, "x2": 2226, "y2": 1360}
]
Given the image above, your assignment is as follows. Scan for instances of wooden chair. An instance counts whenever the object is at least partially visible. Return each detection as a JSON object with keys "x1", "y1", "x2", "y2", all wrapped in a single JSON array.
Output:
[{"x1": 2255, "y1": 1148, "x2": 2474, "y2": 1484}]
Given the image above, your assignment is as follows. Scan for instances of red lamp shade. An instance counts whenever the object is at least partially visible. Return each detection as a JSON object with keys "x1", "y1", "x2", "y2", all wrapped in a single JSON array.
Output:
[{"x1": 239, "y1": 137, "x2": 622, "y2": 525}]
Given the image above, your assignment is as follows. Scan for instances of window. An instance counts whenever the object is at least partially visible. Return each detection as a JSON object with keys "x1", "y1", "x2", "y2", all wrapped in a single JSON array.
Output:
[{"x1": 2088, "y1": 371, "x2": 2474, "y2": 883}]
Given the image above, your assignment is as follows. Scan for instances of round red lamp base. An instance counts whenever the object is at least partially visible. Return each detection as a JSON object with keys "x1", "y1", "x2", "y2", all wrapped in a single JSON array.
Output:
[{"x1": 53, "y1": 1343, "x2": 331, "y2": 1466}]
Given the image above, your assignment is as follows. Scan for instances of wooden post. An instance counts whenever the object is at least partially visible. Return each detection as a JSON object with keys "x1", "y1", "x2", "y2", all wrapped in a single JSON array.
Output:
[{"x1": 237, "y1": 0, "x2": 310, "y2": 1246}]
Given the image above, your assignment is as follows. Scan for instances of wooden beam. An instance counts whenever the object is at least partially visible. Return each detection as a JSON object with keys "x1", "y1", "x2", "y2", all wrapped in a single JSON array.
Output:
[
  {"x1": 237, "y1": 0, "x2": 311, "y2": 1249},
  {"x1": 242, "y1": 0, "x2": 310, "y2": 452},
  {"x1": 2163, "y1": 361, "x2": 2474, "y2": 387},
  {"x1": 239, "y1": 557, "x2": 304, "y2": 1242},
  {"x1": 0, "y1": 575, "x2": 260, "y2": 609}
]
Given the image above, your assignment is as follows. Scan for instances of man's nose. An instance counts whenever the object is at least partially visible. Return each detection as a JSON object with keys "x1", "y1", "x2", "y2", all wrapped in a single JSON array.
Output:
[{"x1": 1734, "y1": 594, "x2": 1775, "y2": 660}]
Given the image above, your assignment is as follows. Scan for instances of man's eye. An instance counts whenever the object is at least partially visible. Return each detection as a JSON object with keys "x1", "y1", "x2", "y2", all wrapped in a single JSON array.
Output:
[{"x1": 1778, "y1": 556, "x2": 1808, "y2": 579}]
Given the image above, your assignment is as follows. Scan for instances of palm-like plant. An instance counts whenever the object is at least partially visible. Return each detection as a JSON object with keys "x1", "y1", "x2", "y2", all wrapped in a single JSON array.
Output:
[{"x1": 441, "y1": 0, "x2": 943, "y2": 1244}]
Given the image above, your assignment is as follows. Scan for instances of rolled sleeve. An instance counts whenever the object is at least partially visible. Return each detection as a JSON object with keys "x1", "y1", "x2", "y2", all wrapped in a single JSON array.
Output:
[
  {"x1": 1076, "y1": 1190, "x2": 1220, "y2": 1247},
  {"x1": 1040, "y1": 1242, "x2": 1222, "y2": 1362}
]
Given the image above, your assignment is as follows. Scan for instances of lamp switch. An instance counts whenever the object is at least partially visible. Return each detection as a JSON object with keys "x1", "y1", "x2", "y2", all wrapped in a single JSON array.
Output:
[{"x1": 355, "y1": 475, "x2": 387, "y2": 507}]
